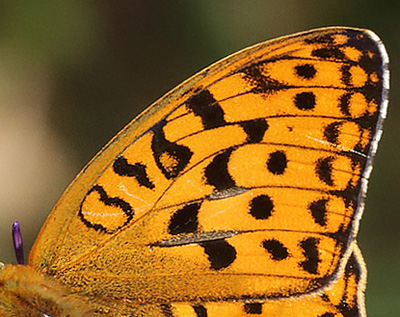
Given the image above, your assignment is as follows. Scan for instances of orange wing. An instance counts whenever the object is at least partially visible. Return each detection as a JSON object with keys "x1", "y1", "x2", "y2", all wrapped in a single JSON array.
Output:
[
  {"x1": 28, "y1": 27, "x2": 388, "y2": 314},
  {"x1": 124, "y1": 242, "x2": 367, "y2": 316}
]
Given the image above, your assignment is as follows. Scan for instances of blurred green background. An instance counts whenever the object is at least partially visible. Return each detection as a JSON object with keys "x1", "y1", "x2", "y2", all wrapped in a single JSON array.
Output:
[{"x1": 0, "y1": 1, "x2": 398, "y2": 315}]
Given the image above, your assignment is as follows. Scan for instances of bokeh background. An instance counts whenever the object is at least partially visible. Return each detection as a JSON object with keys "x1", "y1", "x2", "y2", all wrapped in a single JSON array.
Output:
[{"x1": 0, "y1": 1, "x2": 399, "y2": 315}]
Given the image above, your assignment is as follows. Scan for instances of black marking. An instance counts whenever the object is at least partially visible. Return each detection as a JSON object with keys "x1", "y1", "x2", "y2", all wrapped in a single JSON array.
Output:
[
  {"x1": 338, "y1": 93, "x2": 352, "y2": 116},
  {"x1": 320, "y1": 294, "x2": 330, "y2": 303},
  {"x1": 186, "y1": 89, "x2": 226, "y2": 129},
  {"x1": 359, "y1": 50, "x2": 383, "y2": 75},
  {"x1": 113, "y1": 156, "x2": 155, "y2": 189},
  {"x1": 168, "y1": 203, "x2": 200, "y2": 235},
  {"x1": 354, "y1": 113, "x2": 378, "y2": 133},
  {"x1": 240, "y1": 119, "x2": 269, "y2": 143},
  {"x1": 242, "y1": 64, "x2": 287, "y2": 95},
  {"x1": 205, "y1": 148, "x2": 236, "y2": 191},
  {"x1": 294, "y1": 92, "x2": 316, "y2": 110},
  {"x1": 319, "y1": 313, "x2": 334, "y2": 317},
  {"x1": 323, "y1": 122, "x2": 341, "y2": 145},
  {"x1": 249, "y1": 195, "x2": 274, "y2": 220},
  {"x1": 332, "y1": 250, "x2": 363, "y2": 316},
  {"x1": 346, "y1": 31, "x2": 384, "y2": 93},
  {"x1": 352, "y1": 142, "x2": 366, "y2": 158},
  {"x1": 337, "y1": 30, "x2": 384, "y2": 106},
  {"x1": 267, "y1": 150, "x2": 287, "y2": 175},
  {"x1": 305, "y1": 33, "x2": 334, "y2": 44},
  {"x1": 346, "y1": 251, "x2": 361, "y2": 281},
  {"x1": 331, "y1": 179, "x2": 360, "y2": 211},
  {"x1": 244, "y1": 303, "x2": 262, "y2": 314},
  {"x1": 359, "y1": 55, "x2": 381, "y2": 77},
  {"x1": 309, "y1": 199, "x2": 328, "y2": 226},
  {"x1": 299, "y1": 237, "x2": 320, "y2": 274},
  {"x1": 316, "y1": 156, "x2": 335, "y2": 186},
  {"x1": 200, "y1": 239, "x2": 237, "y2": 270},
  {"x1": 160, "y1": 304, "x2": 173, "y2": 317},
  {"x1": 295, "y1": 64, "x2": 317, "y2": 79},
  {"x1": 341, "y1": 64, "x2": 352, "y2": 86},
  {"x1": 331, "y1": 224, "x2": 350, "y2": 247},
  {"x1": 151, "y1": 119, "x2": 193, "y2": 179},
  {"x1": 78, "y1": 185, "x2": 133, "y2": 234},
  {"x1": 262, "y1": 239, "x2": 289, "y2": 261},
  {"x1": 360, "y1": 77, "x2": 381, "y2": 105},
  {"x1": 312, "y1": 47, "x2": 345, "y2": 60},
  {"x1": 193, "y1": 305, "x2": 208, "y2": 317}
]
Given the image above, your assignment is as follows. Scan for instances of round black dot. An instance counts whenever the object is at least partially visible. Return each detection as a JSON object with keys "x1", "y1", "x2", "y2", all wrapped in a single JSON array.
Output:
[
  {"x1": 267, "y1": 151, "x2": 287, "y2": 175},
  {"x1": 295, "y1": 64, "x2": 317, "y2": 79},
  {"x1": 294, "y1": 92, "x2": 316, "y2": 110},
  {"x1": 249, "y1": 195, "x2": 274, "y2": 220}
]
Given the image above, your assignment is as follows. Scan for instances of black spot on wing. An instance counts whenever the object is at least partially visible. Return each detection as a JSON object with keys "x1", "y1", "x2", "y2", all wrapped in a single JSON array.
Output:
[
  {"x1": 168, "y1": 203, "x2": 200, "y2": 235},
  {"x1": 205, "y1": 148, "x2": 236, "y2": 191},
  {"x1": 295, "y1": 64, "x2": 317, "y2": 79},
  {"x1": 305, "y1": 33, "x2": 334, "y2": 44},
  {"x1": 267, "y1": 151, "x2": 287, "y2": 175},
  {"x1": 312, "y1": 47, "x2": 346, "y2": 60},
  {"x1": 200, "y1": 239, "x2": 237, "y2": 270},
  {"x1": 316, "y1": 156, "x2": 335, "y2": 186},
  {"x1": 323, "y1": 122, "x2": 341, "y2": 145},
  {"x1": 262, "y1": 239, "x2": 289, "y2": 261},
  {"x1": 338, "y1": 93, "x2": 352, "y2": 116},
  {"x1": 244, "y1": 303, "x2": 262, "y2": 314},
  {"x1": 299, "y1": 237, "x2": 320, "y2": 274},
  {"x1": 186, "y1": 89, "x2": 226, "y2": 129},
  {"x1": 309, "y1": 199, "x2": 328, "y2": 226},
  {"x1": 340, "y1": 64, "x2": 352, "y2": 86},
  {"x1": 151, "y1": 119, "x2": 193, "y2": 179},
  {"x1": 113, "y1": 156, "x2": 155, "y2": 189},
  {"x1": 294, "y1": 92, "x2": 316, "y2": 110},
  {"x1": 242, "y1": 64, "x2": 287, "y2": 95},
  {"x1": 240, "y1": 118, "x2": 269, "y2": 143},
  {"x1": 345, "y1": 251, "x2": 362, "y2": 281},
  {"x1": 249, "y1": 195, "x2": 274, "y2": 220},
  {"x1": 193, "y1": 305, "x2": 208, "y2": 317}
]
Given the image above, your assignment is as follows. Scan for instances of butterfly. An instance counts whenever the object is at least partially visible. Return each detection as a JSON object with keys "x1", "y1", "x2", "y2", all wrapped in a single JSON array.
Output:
[{"x1": 0, "y1": 27, "x2": 389, "y2": 316}]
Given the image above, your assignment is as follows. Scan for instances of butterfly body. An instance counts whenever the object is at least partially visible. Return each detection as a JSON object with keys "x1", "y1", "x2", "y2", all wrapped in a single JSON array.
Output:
[
  {"x1": 0, "y1": 27, "x2": 388, "y2": 316},
  {"x1": 0, "y1": 264, "x2": 93, "y2": 316}
]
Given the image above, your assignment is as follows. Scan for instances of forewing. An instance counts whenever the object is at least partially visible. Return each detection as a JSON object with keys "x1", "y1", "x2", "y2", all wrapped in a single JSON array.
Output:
[{"x1": 29, "y1": 27, "x2": 387, "y2": 309}]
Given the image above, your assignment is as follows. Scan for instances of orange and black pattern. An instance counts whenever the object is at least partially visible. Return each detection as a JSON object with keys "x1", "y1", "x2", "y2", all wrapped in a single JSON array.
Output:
[
  {"x1": 113, "y1": 242, "x2": 366, "y2": 316},
  {"x1": 27, "y1": 27, "x2": 388, "y2": 316}
]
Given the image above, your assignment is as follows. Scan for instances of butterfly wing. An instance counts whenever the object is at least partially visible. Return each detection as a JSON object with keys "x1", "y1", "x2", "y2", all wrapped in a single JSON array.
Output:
[
  {"x1": 124, "y1": 242, "x2": 366, "y2": 316},
  {"x1": 29, "y1": 27, "x2": 388, "y2": 313}
]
